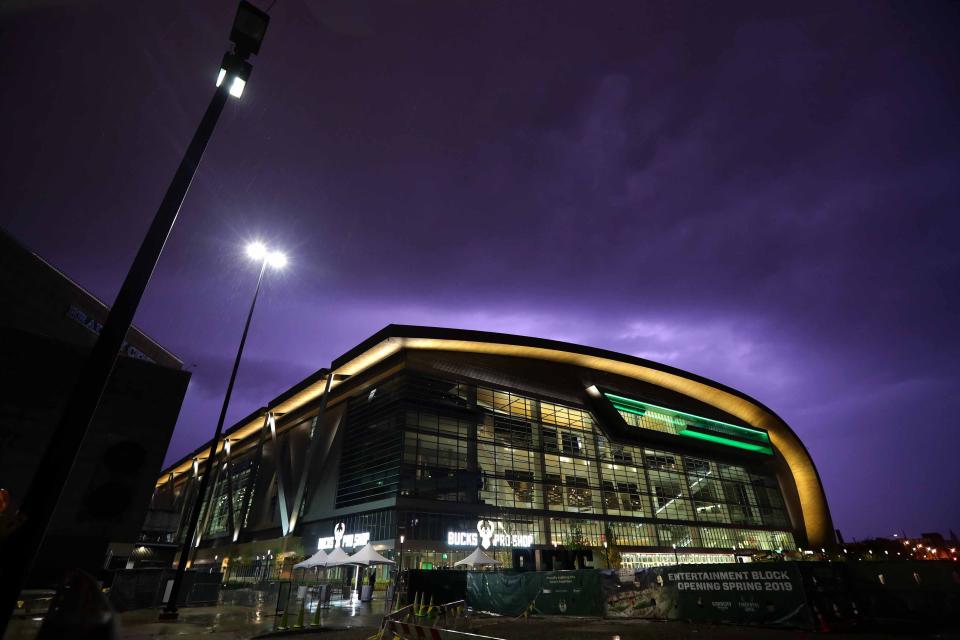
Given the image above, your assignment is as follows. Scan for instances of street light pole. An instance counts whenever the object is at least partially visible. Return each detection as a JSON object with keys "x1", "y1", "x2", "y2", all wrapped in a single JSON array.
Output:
[
  {"x1": 391, "y1": 534, "x2": 405, "y2": 610},
  {"x1": 0, "y1": 4, "x2": 269, "y2": 633},
  {"x1": 161, "y1": 243, "x2": 285, "y2": 619},
  {"x1": 399, "y1": 535, "x2": 405, "y2": 572}
]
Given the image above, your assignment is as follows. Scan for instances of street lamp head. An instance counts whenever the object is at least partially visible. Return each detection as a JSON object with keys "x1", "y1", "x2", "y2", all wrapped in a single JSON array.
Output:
[
  {"x1": 215, "y1": 3, "x2": 269, "y2": 100},
  {"x1": 230, "y1": 1, "x2": 270, "y2": 57},
  {"x1": 217, "y1": 53, "x2": 253, "y2": 99},
  {"x1": 246, "y1": 242, "x2": 286, "y2": 269},
  {"x1": 246, "y1": 241, "x2": 267, "y2": 261}
]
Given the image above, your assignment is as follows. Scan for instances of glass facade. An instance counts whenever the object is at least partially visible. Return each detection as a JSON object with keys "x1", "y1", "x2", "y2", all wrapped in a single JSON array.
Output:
[
  {"x1": 338, "y1": 373, "x2": 797, "y2": 555},
  {"x1": 335, "y1": 378, "x2": 405, "y2": 508},
  {"x1": 206, "y1": 460, "x2": 254, "y2": 537}
]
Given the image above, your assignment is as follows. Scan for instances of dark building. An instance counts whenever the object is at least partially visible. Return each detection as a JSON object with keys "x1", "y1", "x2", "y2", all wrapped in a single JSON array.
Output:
[
  {"x1": 150, "y1": 325, "x2": 834, "y2": 581},
  {"x1": 0, "y1": 228, "x2": 190, "y2": 585}
]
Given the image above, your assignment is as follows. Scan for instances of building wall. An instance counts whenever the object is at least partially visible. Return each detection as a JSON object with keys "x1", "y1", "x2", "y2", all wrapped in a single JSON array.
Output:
[
  {"x1": 0, "y1": 228, "x2": 183, "y2": 369},
  {"x1": 173, "y1": 347, "x2": 815, "y2": 573},
  {"x1": 0, "y1": 328, "x2": 190, "y2": 585},
  {"x1": 0, "y1": 228, "x2": 190, "y2": 586}
]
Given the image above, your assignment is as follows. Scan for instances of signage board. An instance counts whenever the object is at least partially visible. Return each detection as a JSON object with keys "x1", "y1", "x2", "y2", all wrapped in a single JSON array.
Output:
[
  {"x1": 66, "y1": 304, "x2": 155, "y2": 363},
  {"x1": 446, "y1": 519, "x2": 532, "y2": 549},
  {"x1": 604, "y1": 563, "x2": 813, "y2": 629},
  {"x1": 318, "y1": 521, "x2": 370, "y2": 550}
]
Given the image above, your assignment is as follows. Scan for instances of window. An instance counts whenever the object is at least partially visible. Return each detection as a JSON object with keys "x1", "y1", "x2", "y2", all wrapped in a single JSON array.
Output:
[
  {"x1": 207, "y1": 464, "x2": 252, "y2": 536},
  {"x1": 505, "y1": 469, "x2": 534, "y2": 503},
  {"x1": 602, "y1": 480, "x2": 620, "y2": 510},
  {"x1": 723, "y1": 481, "x2": 761, "y2": 525},
  {"x1": 477, "y1": 387, "x2": 534, "y2": 419},
  {"x1": 684, "y1": 456, "x2": 713, "y2": 476},
  {"x1": 618, "y1": 482, "x2": 643, "y2": 513},
  {"x1": 650, "y1": 474, "x2": 694, "y2": 521},
  {"x1": 608, "y1": 521, "x2": 658, "y2": 546},
  {"x1": 561, "y1": 432, "x2": 583, "y2": 455},
  {"x1": 335, "y1": 377, "x2": 403, "y2": 508},
  {"x1": 542, "y1": 428, "x2": 558, "y2": 453},
  {"x1": 689, "y1": 474, "x2": 728, "y2": 524},
  {"x1": 597, "y1": 436, "x2": 642, "y2": 463},
  {"x1": 699, "y1": 527, "x2": 736, "y2": 549},
  {"x1": 565, "y1": 475, "x2": 592, "y2": 511},
  {"x1": 494, "y1": 416, "x2": 534, "y2": 449},
  {"x1": 658, "y1": 524, "x2": 699, "y2": 548},
  {"x1": 545, "y1": 473, "x2": 563, "y2": 507},
  {"x1": 646, "y1": 452, "x2": 679, "y2": 471},
  {"x1": 540, "y1": 402, "x2": 593, "y2": 431}
]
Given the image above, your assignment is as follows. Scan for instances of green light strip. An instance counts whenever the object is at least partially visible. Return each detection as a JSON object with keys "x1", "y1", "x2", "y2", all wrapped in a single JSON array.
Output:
[
  {"x1": 679, "y1": 429, "x2": 773, "y2": 455},
  {"x1": 604, "y1": 392, "x2": 769, "y2": 443},
  {"x1": 610, "y1": 402, "x2": 648, "y2": 418}
]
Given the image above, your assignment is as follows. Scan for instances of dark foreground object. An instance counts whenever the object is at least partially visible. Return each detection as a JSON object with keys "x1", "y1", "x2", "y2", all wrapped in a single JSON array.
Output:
[
  {"x1": 36, "y1": 569, "x2": 117, "y2": 640},
  {"x1": 108, "y1": 568, "x2": 222, "y2": 612}
]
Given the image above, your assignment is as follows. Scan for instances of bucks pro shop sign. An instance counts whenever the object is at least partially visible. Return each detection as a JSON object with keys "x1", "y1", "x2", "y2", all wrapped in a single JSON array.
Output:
[
  {"x1": 446, "y1": 519, "x2": 533, "y2": 549},
  {"x1": 317, "y1": 522, "x2": 370, "y2": 550}
]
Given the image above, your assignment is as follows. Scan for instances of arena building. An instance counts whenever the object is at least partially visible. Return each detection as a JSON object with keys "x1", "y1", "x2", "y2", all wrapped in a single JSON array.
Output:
[{"x1": 147, "y1": 325, "x2": 834, "y2": 579}]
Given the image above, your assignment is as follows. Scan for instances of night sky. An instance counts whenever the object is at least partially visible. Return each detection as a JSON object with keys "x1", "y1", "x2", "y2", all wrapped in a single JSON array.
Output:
[{"x1": 2, "y1": 1, "x2": 958, "y2": 541}]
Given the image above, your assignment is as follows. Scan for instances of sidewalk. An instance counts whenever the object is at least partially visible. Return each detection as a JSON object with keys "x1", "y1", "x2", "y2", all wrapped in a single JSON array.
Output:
[
  {"x1": 12, "y1": 603, "x2": 959, "y2": 640},
  {"x1": 3, "y1": 597, "x2": 387, "y2": 640}
]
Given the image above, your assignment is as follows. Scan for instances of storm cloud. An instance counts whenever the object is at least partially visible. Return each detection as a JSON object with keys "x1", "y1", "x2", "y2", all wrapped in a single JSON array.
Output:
[{"x1": 2, "y1": 0, "x2": 958, "y2": 539}]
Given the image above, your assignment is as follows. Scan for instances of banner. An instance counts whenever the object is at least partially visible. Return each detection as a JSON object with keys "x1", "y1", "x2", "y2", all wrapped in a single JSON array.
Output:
[
  {"x1": 605, "y1": 563, "x2": 814, "y2": 630},
  {"x1": 467, "y1": 570, "x2": 602, "y2": 616}
]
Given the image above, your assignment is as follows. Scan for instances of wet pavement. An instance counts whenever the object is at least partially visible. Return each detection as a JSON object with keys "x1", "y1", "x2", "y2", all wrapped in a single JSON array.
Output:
[
  {"x1": 7, "y1": 598, "x2": 960, "y2": 640},
  {"x1": 464, "y1": 617, "x2": 960, "y2": 640},
  {"x1": 277, "y1": 615, "x2": 960, "y2": 640},
  {"x1": 3, "y1": 596, "x2": 387, "y2": 640}
]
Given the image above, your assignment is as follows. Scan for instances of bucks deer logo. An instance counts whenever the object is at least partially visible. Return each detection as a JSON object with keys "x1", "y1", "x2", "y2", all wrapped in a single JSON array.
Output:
[
  {"x1": 334, "y1": 522, "x2": 346, "y2": 547},
  {"x1": 477, "y1": 519, "x2": 495, "y2": 549}
]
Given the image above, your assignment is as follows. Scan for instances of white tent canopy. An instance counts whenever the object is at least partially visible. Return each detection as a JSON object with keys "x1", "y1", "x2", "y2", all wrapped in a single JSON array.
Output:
[
  {"x1": 454, "y1": 546, "x2": 501, "y2": 567},
  {"x1": 348, "y1": 543, "x2": 396, "y2": 566},
  {"x1": 294, "y1": 548, "x2": 329, "y2": 570},
  {"x1": 324, "y1": 546, "x2": 358, "y2": 567}
]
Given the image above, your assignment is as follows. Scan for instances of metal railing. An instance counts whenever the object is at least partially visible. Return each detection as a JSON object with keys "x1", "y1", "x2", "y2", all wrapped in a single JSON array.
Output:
[{"x1": 371, "y1": 598, "x2": 505, "y2": 640}]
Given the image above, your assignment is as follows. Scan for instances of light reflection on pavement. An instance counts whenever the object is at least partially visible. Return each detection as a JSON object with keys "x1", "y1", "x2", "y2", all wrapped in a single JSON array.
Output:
[{"x1": 2, "y1": 594, "x2": 389, "y2": 640}]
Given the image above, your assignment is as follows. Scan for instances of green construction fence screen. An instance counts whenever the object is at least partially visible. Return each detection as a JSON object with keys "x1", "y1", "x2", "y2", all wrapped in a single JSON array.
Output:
[{"x1": 466, "y1": 570, "x2": 603, "y2": 616}]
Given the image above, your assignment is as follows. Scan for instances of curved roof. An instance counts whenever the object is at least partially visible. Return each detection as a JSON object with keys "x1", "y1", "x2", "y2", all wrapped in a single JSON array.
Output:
[
  {"x1": 160, "y1": 324, "x2": 834, "y2": 546},
  {"x1": 333, "y1": 326, "x2": 833, "y2": 546}
]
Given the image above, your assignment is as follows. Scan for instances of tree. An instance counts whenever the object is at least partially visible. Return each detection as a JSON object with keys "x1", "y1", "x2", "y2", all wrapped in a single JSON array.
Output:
[
  {"x1": 568, "y1": 524, "x2": 588, "y2": 550},
  {"x1": 603, "y1": 527, "x2": 623, "y2": 569}
]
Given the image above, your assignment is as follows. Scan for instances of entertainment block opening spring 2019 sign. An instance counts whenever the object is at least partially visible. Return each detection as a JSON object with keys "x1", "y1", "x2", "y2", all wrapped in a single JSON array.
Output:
[{"x1": 604, "y1": 563, "x2": 813, "y2": 629}]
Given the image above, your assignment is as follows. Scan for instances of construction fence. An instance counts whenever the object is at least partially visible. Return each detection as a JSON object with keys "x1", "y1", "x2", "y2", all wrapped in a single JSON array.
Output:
[{"x1": 402, "y1": 561, "x2": 960, "y2": 632}]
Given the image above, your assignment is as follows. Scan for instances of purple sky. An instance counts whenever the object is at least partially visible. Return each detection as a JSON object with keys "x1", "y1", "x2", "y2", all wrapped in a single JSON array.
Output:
[{"x1": 2, "y1": 0, "x2": 958, "y2": 541}]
